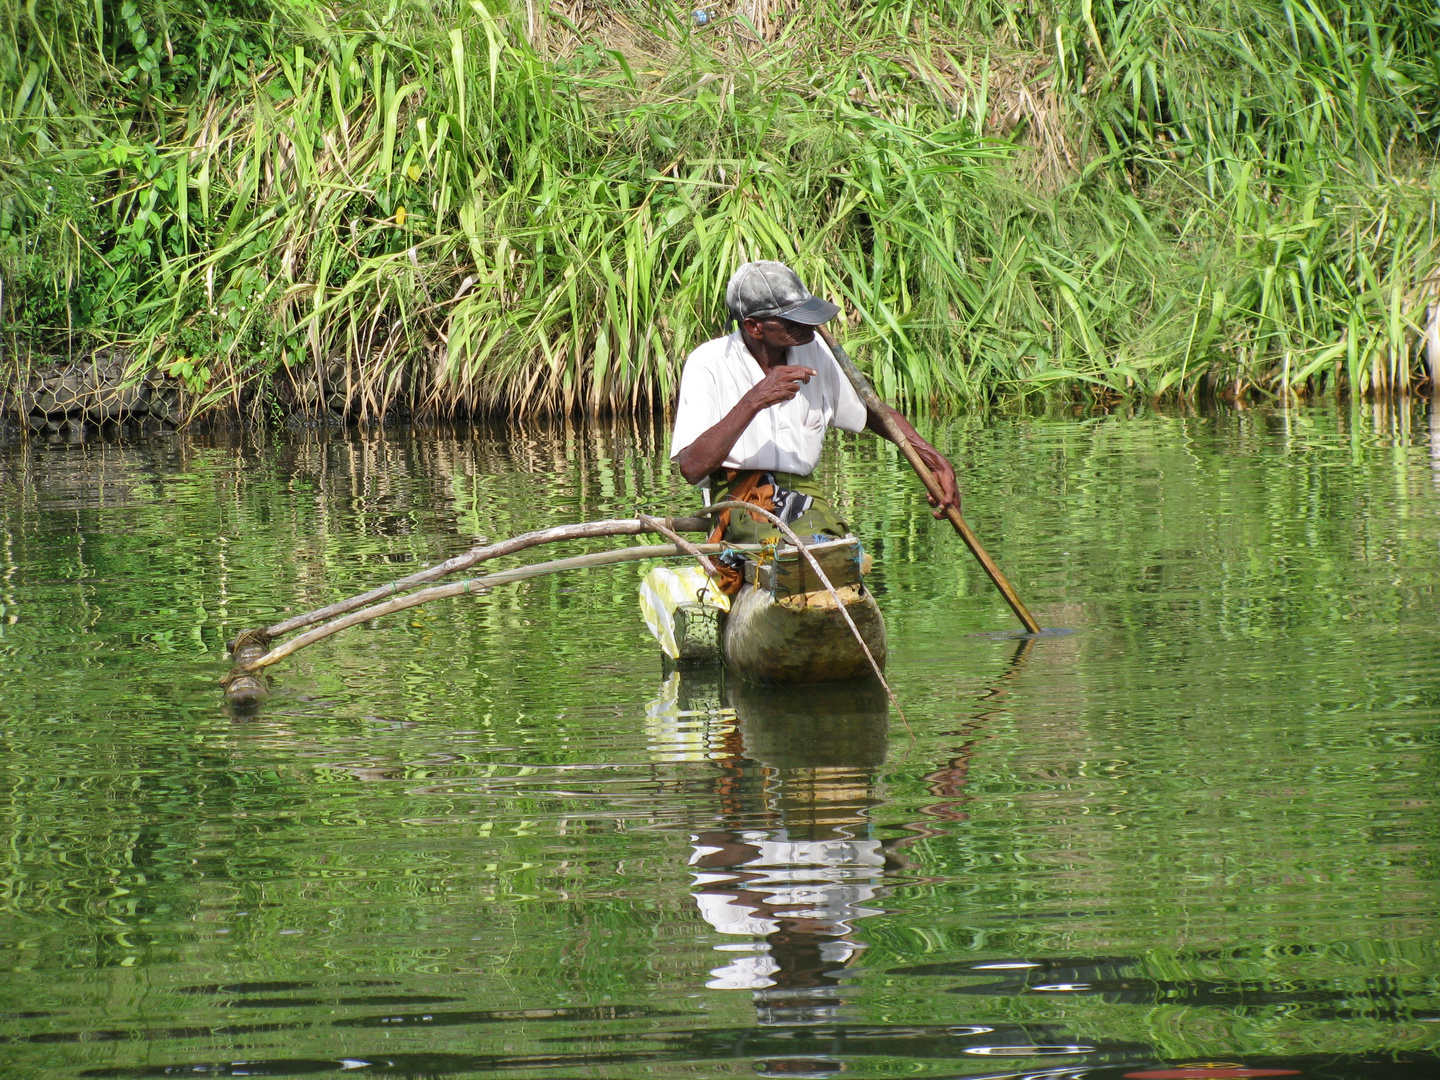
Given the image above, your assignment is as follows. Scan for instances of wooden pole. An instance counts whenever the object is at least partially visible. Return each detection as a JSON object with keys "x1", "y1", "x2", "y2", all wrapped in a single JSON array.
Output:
[
  {"x1": 638, "y1": 514, "x2": 719, "y2": 577},
  {"x1": 255, "y1": 515, "x2": 712, "y2": 642},
  {"x1": 817, "y1": 326, "x2": 1042, "y2": 635},
  {"x1": 234, "y1": 543, "x2": 730, "y2": 675}
]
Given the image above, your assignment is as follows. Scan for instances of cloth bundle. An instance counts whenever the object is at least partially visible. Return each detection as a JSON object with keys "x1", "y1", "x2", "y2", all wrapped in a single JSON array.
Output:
[{"x1": 704, "y1": 469, "x2": 848, "y2": 595}]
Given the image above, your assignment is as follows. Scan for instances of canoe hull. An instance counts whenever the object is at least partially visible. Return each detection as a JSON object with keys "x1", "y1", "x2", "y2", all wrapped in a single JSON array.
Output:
[{"x1": 722, "y1": 581, "x2": 886, "y2": 685}]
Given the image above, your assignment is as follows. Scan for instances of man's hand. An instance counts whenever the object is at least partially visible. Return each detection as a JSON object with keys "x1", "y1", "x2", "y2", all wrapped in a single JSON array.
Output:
[
  {"x1": 741, "y1": 365, "x2": 816, "y2": 409},
  {"x1": 916, "y1": 441, "x2": 961, "y2": 519}
]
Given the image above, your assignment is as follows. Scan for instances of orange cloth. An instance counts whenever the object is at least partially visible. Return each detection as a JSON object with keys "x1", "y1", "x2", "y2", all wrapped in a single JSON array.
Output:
[{"x1": 705, "y1": 470, "x2": 776, "y2": 596}]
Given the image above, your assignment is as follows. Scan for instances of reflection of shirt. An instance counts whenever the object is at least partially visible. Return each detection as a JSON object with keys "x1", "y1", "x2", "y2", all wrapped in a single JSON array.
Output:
[
  {"x1": 669, "y1": 332, "x2": 867, "y2": 476},
  {"x1": 690, "y1": 830, "x2": 886, "y2": 991},
  {"x1": 703, "y1": 942, "x2": 861, "y2": 991},
  {"x1": 689, "y1": 831, "x2": 885, "y2": 937}
]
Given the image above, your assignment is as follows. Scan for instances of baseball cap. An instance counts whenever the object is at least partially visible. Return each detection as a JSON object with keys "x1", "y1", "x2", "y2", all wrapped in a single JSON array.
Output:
[{"x1": 725, "y1": 261, "x2": 841, "y2": 325}]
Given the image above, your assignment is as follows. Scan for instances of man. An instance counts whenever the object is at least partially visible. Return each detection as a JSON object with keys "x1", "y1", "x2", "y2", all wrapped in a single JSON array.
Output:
[{"x1": 670, "y1": 261, "x2": 960, "y2": 552}]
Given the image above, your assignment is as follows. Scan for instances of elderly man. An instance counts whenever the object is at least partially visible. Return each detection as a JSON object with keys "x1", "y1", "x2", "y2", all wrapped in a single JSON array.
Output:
[{"x1": 671, "y1": 261, "x2": 960, "y2": 551}]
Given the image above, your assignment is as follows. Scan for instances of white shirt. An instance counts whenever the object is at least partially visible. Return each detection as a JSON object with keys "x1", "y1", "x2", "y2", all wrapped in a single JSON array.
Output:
[{"x1": 669, "y1": 331, "x2": 868, "y2": 476}]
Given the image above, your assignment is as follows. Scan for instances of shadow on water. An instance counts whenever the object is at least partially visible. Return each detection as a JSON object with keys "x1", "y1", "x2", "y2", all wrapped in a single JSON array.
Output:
[{"x1": 887, "y1": 953, "x2": 1440, "y2": 1021}]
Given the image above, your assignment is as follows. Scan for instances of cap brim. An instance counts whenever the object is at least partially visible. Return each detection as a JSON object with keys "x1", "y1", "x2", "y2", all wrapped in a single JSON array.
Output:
[{"x1": 775, "y1": 295, "x2": 841, "y2": 325}]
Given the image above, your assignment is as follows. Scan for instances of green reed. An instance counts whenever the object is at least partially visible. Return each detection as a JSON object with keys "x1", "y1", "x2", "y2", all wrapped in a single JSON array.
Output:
[{"x1": 1, "y1": 0, "x2": 1437, "y2": 416}]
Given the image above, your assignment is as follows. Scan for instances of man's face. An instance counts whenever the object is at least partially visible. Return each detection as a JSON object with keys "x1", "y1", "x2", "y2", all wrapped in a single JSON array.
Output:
[{"x1": 742, "y1": 315, "x2": 817, "y2": 348}]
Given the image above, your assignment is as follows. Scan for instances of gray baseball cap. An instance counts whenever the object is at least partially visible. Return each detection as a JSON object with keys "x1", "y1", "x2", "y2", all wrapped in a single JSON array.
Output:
[{"x1": 725, "y1": 261, "x2": 840, "y2": 325}]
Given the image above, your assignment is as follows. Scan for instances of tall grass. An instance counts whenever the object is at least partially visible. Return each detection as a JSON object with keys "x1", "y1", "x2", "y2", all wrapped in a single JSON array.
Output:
[{"x1": 1, "y1": 0, "x2": 1438, "y2": 417}]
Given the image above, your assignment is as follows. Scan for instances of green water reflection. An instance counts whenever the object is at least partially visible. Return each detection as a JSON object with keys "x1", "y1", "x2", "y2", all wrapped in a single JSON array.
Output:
[{"x1": 0, "y1": 405, "x2": 1437, "y2": 1078}]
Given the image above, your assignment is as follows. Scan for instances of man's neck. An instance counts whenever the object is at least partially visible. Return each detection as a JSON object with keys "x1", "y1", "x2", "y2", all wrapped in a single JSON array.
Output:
[{"x1": 740, "y1": 332, "x2": 788, "y2": 372}]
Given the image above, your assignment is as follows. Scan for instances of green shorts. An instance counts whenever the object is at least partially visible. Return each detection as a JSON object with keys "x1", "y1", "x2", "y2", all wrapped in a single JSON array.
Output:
[{"x1": 709, "y1": 470, "x2": 849, "y2": 545}]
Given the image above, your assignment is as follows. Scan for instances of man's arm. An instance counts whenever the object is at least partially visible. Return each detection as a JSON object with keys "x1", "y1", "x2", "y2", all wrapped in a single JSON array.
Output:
[
  {"x1": 865, "y1": 403, "x2": 961, "y2": 517},
  {"x1": 674, "y1": 364, "x2": 819, "y2": 484}
]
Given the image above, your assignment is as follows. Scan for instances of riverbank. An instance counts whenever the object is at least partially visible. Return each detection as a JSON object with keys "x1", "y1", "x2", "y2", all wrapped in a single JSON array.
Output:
[
  {"x1": 4, "y1": 1, "x2": 1438, "y2": 420},
  {"x1": 8, "y1": 379, "x2": 1436, "y2": 456}
]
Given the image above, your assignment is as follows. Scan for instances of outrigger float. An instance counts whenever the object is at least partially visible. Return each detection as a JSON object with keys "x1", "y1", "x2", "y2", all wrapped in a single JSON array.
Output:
[{"x1": 219, "y1": 513, "x2": 888, "y2": 709}]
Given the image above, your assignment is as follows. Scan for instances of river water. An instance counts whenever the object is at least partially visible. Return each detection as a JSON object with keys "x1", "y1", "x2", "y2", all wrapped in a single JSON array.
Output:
[{"x1": 1, "y1": 404, "x2": 1437, "y2": 1079}]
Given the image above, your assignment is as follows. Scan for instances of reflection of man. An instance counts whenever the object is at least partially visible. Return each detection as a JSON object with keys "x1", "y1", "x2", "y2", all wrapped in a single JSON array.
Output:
[
  {"x1": 669, "y1": 675, "x2": 898, "y2": 1027},
  {"x1": 690, "y1": 827, "x2": 885, "y2": 997},
  {"x1": 670, "y1": 261, "x2": 960, "y2": 546}
]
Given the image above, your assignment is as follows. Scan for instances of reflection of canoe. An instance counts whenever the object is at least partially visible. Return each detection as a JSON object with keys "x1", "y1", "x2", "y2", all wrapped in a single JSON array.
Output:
[
  {"x1": 640, "y1": 536, "x2": 885, "y2": 686},
  {"x1": 645, "y1": 668, "x2": 890, "y2": 767},
  {"x1": 724, "y1": 676, "x2": 889, "y2": 770}
]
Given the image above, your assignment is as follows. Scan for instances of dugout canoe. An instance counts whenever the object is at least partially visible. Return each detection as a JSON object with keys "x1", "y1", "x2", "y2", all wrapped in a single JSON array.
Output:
[{"x1": 639, "y1": 535, "x2": 886, "y2": 685}]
